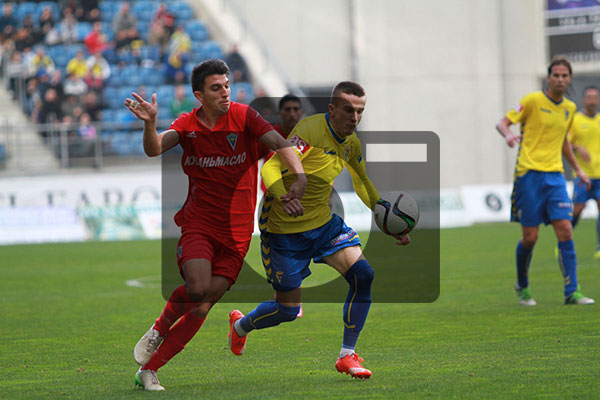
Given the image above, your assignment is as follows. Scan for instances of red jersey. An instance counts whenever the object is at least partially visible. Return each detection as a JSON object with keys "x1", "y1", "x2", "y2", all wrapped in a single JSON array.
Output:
[{"x1": 171, "y1": 102, "x2": 272, "y2": 244}]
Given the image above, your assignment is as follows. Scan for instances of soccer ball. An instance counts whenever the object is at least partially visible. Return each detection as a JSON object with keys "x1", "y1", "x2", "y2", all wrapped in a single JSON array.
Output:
[{"x1": 373, "y1": 191, "x2": 419, "y2": 236}]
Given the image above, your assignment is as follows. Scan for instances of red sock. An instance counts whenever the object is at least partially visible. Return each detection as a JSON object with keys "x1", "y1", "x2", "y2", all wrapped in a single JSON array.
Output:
[
  {"x1": 142, "y1": 312, "x2": 206, "y2": 371},
  {"x1": 154, "y1": 285, "x2": 197, "y2": 336}
]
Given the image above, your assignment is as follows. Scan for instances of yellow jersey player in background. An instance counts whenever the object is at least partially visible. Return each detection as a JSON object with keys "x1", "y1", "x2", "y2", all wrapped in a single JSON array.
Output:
[
  {"x1": 496, "y1": 57, "x2": 594, "y2": 306},
  {"x1": 227, "y1": 81, "x2": 411, "y2": 379},
  {"x1": 568, "y1": 86, "x2": 600, "y2": 257}
]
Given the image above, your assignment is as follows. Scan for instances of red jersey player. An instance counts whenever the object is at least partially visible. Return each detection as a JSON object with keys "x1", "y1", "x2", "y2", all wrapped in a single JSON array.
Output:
[{"x1": 124, "y1": 59, "x2": 306, "y2": 391}]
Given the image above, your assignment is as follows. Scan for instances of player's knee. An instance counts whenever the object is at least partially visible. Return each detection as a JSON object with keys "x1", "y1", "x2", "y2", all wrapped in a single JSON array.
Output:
[
  {"x1": 191, "y1": 303, "x2": 211, "y2": 318},
  {"x1": 186, "y1": 283, "x2": 208, "y2": 301},
  {"x1": 355, "y1": 265, "x2": 374, "y2": 289},
  {"x1": 277, "y1": 303, "x2": 300, "y2": 323},
  {"x1": 522, "y1": 232, "x2": 538, "y2": 247}
]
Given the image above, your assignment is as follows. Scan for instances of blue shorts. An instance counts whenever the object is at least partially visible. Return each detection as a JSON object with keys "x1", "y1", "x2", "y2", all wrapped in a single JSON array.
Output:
[
  {"x1": 511, "y1": 170, "x2": 572, "y2": 226},
  {"x1": 260, "y1": 214, "x2": 361, "y2": 292},
  {"x1": 572, "y1": 177, "x2": 600, "y2": 204}
]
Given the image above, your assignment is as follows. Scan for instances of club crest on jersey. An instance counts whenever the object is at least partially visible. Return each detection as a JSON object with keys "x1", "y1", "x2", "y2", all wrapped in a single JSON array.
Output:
[
  {"x1": 565, "y1": 110, "x2": 569, "y2": 120},
  {"x1": 344, "y1": 145, "x2": 350, "y2": 161},
  {"x1": 227, "y1": 132, "x2": 238, "y2": 150}
]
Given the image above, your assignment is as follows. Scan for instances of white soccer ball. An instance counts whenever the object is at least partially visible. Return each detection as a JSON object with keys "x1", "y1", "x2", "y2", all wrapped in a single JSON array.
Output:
[{"x1": 373, "y1": 191, "x2": 419, "y2": 236}]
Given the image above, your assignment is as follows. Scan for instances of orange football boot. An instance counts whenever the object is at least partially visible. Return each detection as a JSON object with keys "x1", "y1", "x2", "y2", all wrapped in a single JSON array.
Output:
[
  {"x1": 335, "y1": 353, "x2": 372, "y2": 379},
  {"x1": 228, "y1": 310, "x2": 247, "y2": 356}
]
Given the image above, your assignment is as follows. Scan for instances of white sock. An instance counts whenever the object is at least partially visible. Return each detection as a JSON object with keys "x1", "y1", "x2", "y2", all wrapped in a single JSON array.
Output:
[
  {"x1": 339, "y1": 347, "x2": 354, "y2": 358},
  {"x1": 234, "y1": 319, "x2": 248, "y2": 337}
]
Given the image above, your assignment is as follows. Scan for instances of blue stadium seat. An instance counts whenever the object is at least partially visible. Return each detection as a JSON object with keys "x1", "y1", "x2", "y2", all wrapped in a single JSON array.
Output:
[
  {"x1": 168, "y1": 1, "x2": 194, "y2": 22},
  {"x1": 77, "y1": 22, "x2": 93, "y2": 42},
  {"x1": 157, "y1": 85, "x2": 175, "y2": 100},
  {"x1": 186, "y1": 21, "x2": 208, "y2": 42},
  {"x1": 16, "y1": 2, "x2": 36, "y2": 22}
]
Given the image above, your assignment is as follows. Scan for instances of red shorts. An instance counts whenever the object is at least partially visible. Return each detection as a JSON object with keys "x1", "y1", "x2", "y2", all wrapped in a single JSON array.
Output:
[{"x1": 176, "y1": 231, "x2": 251, "y2": 287}]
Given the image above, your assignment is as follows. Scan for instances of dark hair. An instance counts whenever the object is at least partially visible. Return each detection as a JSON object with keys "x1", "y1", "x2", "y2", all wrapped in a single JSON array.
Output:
[
  {"x1": 191, "y1": 59, "x2": 230, "y2": 92},
  {"x1": 330, "y1": 81, "x2": 366, "y2": 105},
  {"x1": 583, "y1": 85, "x2": 600, "y2": 96},
  {"x1": 278, "y1": 94, "x2": 301, "y2": 111},
  {"x1": 547, "y1": 57, "x2": 572, "y2": 76}
]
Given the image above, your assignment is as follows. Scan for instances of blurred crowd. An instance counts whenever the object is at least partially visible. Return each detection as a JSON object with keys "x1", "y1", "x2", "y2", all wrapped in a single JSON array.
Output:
[{"x1": 0, "y1": 0, "x2": 257, "y2": 157}]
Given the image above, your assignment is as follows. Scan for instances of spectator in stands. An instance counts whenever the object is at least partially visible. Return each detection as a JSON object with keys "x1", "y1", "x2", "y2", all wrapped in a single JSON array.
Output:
[
  {"x1": 42, "y1": 70, "x2": 65, "y2": 100},
  {"x1": 14, "y1": 27, "x2": 35, "y2": 52},
  {"x1": 78, "y1": 112, "x2": 96, "y2": 139},
  {"x1": 38, "y1": 88, "x2": 63, "y2": 124},
  {"x1": 25, "y1": 77, "x2": 42, "y2": 116},
  {"x1": 152, "y1": 3, "x2": 175, "y2": 35},
  {"x1": 85, "y1": 51, "x2": 111, "y2": 90},
  {"x1": 60, "y1": 8, "x2": 79, "y2": 45},
  {"x1": 147, "y1": 23, "x2": 171, "y2": 58},
  {"x1": 61, "y1": 94, "x2": 83, "y2": 120},
  {"x1": 164, "y1": 50, "x2": 187, "y2": 85},
  {"x1": 5, "y1": 50, "x2": 27, "y2": 100},
  {"x1": 66, "y1": 50, "x2": 88, "y2": 78},
  {"x1": 0, "y1": 3, "x2": 18, "y2": 38},
  {"x1": 82, "y1": 90, "x2": 102, "y2": 121},
  {"x1": 226, "y1": 44, "x2": 249, "y2": 82},
  {"x1": 22, "y1": 15, "x2": 42, "y2": 43},
  {"x1": 169, "y1": 84, "x2": 194, "y2": 118},
  {"x1": 38, "y1": 6, "x2": 56, "y2": 30},
  {"x1": 63, "y1": 72, "x2": 88, "y2": 97},
  {"x1": 79, "y1": 0, "x2": 100, "y2": 22},
  {"x1": 84, "y1": 22, "x2": 108, "y2": 55},
  {"x1": 28, "y1": 46, "x2": 55, "y2": 79},
  {"x1": 113, "y1": 2, "x2": 139, "y2": 50},
  {"x1": 86, "y1": 8, "x2": 101, "y2": 24},
  {"x1": 168, "y1": 26, "x2": 191, "y2": 55},
  {"x1": 44, "y1": 24, "x2": 61, "y2": 47}
]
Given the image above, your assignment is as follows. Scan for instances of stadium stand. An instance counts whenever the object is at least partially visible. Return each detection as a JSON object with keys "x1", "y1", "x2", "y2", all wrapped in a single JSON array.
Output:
[{"x1": 0, "y1": 0, "x2": 259, "y2": 164}]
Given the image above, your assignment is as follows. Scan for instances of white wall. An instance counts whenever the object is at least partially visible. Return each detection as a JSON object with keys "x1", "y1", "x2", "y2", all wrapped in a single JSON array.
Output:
[{"x1": 230, "y1": 0, "x2": 547, "y2": 187}]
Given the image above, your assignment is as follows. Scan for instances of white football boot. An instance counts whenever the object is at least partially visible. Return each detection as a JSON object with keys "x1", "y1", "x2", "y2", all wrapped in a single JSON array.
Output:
[
  {"x1": 135, "y1": 368, "x2": 165, "y2": 391},
  {"x1": 134, "y1": 324, "x2": 164, "y2": 365}
]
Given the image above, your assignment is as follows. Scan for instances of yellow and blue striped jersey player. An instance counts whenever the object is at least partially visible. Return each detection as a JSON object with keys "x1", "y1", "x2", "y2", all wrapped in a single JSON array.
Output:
[
  {"x1": 568, "y1": 86, "x2": 600, "y2": 257},
  {"x1": 496, "y1": 57, "x2": 594, "y2": 306},
  {"x1": 227, "y1": 82, "x2": 411, "y2": 379}
]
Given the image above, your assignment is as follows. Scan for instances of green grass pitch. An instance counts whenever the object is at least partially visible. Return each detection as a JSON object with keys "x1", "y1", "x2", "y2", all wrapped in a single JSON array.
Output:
[{"x1": 1, "y1": 221, "x2": 599, "y2": 399}]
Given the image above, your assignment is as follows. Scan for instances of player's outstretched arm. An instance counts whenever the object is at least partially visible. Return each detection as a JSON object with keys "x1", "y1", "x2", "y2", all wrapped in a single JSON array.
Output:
[
  {"x1": 259, "y1": 130, "x2": 306, "y2": 201},
  {"x1": 496, "y1": 116, "x2": 520, "y2": 147},
  {"x1": 563, "y1": 137, "x2": 591, "y2": 189},
  {"x1": 124, "y1": 92, "x2": 178, "y2": 157}
]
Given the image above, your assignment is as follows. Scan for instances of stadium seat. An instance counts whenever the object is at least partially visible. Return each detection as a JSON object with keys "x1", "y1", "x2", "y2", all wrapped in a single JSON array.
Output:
[
  {"x1": 16, "y1": 2, "x2": 36, "y2": 22},
  {"x1": 186, "y1": 21, "x2": 208, "y2": 42},
  {"x1": 77, "y1": 22, "x2": 93, "y2": 42}
]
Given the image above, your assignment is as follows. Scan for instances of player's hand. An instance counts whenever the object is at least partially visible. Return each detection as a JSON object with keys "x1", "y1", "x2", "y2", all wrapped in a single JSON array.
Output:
[
  {"x1": 125, "y1": 92, "x2": 157, "y2": 122},
  {"x1": 576, "y1": 169, "x2": 591, "y2": 190},
  {"x1": 577, "y1": 147, "x2": 591, "y2": 163},
  {"x1": 505, "y1": 133, "x2": 521, "y2": 148},
  {"x1": 394, "y1": 233, "x2": 411, "y2": 246},
  {"x1": 280, "y1": 173, "x2": 307, "y2": 202},
  {"x1": 282, "y1": 199, "x2": 304, "y2": 217}
]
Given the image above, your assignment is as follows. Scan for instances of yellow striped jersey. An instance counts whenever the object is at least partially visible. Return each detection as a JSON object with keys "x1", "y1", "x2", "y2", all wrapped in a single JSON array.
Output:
[
  {"x1": 506, "y1": 91, "x2": 576, "y2": 176},
  {"x1": 260, "y1": 113, "x2": 379, "y2": 234},
  {"x1": 568, "y1": 111, "x2": 600, "y2": 178}
]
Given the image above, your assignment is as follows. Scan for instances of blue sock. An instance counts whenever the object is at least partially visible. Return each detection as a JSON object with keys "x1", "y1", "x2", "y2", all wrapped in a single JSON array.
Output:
[
  {"x1": 557, "y1": 240, "x2": 578, "y2": 297},
  {"x1": 516, "y1": 241, "x2": 533, "y2": 289},
  {"x1": 342, "y1": 260, "x2": 374, "y2": 351},
  {"x1": 239, "y1": 300, "x2": 300, "y2": 333}
]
